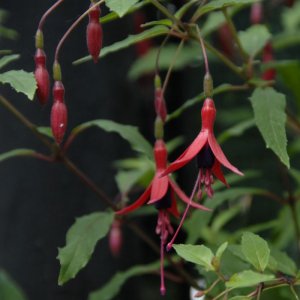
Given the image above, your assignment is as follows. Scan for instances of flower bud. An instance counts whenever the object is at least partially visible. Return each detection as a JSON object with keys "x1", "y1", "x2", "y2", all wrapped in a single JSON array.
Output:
[
  {"x1": 51, "y1": 100, "x2": 67, "y2": 144},
  {"x1": 52, "y1": 80, "x2": 65, "y2": 102},
  {"x1": 87, "y1": 4, "x2": 103, "y2": 63},
  {"x1": 262, "y1": 42, "x2": 276, "y2": 81},
  {"x1": 34, "y1": 48, "x2": 50, "y2": 105},
  {"x1": 109, "y1": 219, "x2": 123, "y2": 257},
  {"x1": 155, "y1": 88, "x2": 167, "y2": 122},
  {"x1": 250, "y1": 3, "x2": 263, "y2": 24}
]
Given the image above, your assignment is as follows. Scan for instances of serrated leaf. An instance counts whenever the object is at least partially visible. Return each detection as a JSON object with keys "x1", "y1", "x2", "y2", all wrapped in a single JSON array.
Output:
[
  {"x1": 216, "y1": 242, "x2": 228, "y2": 261},
  {"x1": 226, "y1": 270, "x2": 274, "y2": 289},
  {"x1": 88, "y1": 261, "x2": 160, "y2": 300},
  {"x1": 0, "y1": 270, "x2": 28, "y2": 300},
  {"x1": 0, "y1": 54, "x2": 19, "y2": 69},
  {"x1": 241, "y1": 232, "x2": 270, "y2": 272},
  {"x1": 105, "y1": 0, "x2": 139, "y2": 17},
  {"x1": 249, "y1": 87, "x2": 289, "y2": 168},
  {"x1": 270, "y1": 249, "x2": 297, "y2": 276},
  {"x1": 58, "y1": 212, "x2": 114, "y2": 285},
  {"x1": 173, "y1": 244, "x2": 214, "y2": 271},
  {"x1": 0, "y1": 149, "x2": 36, "y2": 162},
  {"x1": 71, "y1": 119, "x2": 153, "y2": 159},
  {"x1": 193, "y1": 0, "x2": 257, "y2": 19},
  {"x1": 0, "y1": 70, "x2": 36, "y2": 100},
  {"x1": 101, "y1": 0, "x2": 149, "y2": 24},
  {"x1": 239, "y1": 25, "x2": 271, "y2": 57},
  {"x1": 74, "y1": 25, "x2": 169, "y2": 65}
]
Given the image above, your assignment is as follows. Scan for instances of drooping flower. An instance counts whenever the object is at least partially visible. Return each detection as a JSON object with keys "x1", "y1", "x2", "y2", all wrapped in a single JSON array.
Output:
[
  {"x1": 116, "y1": 139, "x2": 209, "y2": 295},
  {"x1": 162, "y1": 98, "x2": 243, "y2": 199},
  {"x1": 109, "y1": 219, "x2": 123, "y2": 257}
]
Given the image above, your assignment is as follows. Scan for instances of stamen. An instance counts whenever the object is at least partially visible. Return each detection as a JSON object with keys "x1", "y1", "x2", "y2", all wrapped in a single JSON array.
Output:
[{"x1": 166, "y1": 172, "x2": 201, "y2": 251}]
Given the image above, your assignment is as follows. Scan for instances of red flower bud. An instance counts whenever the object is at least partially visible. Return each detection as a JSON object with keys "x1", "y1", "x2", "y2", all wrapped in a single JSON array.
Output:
[
  {"x1": 52, "y1": 80, "x2": 65, "y2": 103},
  {"x1": 250, "y1": 3, "x2": 263, "y2": 24},
  {"x1": 155, "y1": 88, "x2": 167, "y2": 122},
  {"x1": 109, "y1": 219, "x2": 123, "y2": 257},
  {"x1": 34, "y1": 48, "x2": 50, "y2": 105},
  {"x1": 262, "y1": 42, "x2": 276, "y2": 81},
  {"x1": 284, "y1": 0, "x2": 295, "y2": 7},
  {"x1": 51, "y1": 98, "x2": 67, "y2": 144},
  {"x1": 87, "y1": 4, "x2": 103, "y2": 63}
]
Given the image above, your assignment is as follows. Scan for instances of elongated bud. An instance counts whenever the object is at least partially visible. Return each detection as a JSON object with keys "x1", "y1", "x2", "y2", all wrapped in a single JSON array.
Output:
[
  {"x1": 250, "y1": 3, "x2": 263, "y2": 24},
  {"x1": 155, "y1": 88, "x2": 167, "y2": 122},
  {"x1": 154, "y1": 117, "x2": 164, "y2": 140},
  {"x1": 203, "y1": 72, "x2": 213, "y2": 98},
  {"x1": 34, "y1": 48, "x2": 50, "y2": 105},
  {"x1": 51, "y1": 80, "x2": 67, "y2": 144},
  {"x1": 262, "y1": 42, "x2": 276, "y2": 81},
  {"x1": 109, "y1": 219, "x2": 123, "y2": 257},
  {"x1": 51, "y1": 100, "x2": 68, "y2": 144},
  {"x1": 53, "y1": 61, "x2": 62, "y2": 81},
  {"x1": 87, "y1": 4, "x2": 103, "y2": 63}
]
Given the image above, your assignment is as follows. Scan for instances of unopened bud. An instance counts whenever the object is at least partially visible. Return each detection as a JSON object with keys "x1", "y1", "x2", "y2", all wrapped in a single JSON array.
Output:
[
  {"x1": 51, "y1": 100, "x2": 68, "y2": 144},
  {"x1": 155, "y1": 88, "x2": 167, "y2": 122},
  {"x1": 53, "y1": 61, "x2": 62, "y2": 81},
  {"x1": 87, "y1": 4, "x2": 103, "y2": 63},
  {"x1": 154, "y1": 74, "x2": 162, "y2": 89},
  {"x1": 250, "y1": 3, "x2": 263, "y2": 25},
  {"x1": 109, "y1": 219, "x2": 123, "y2": 257}
]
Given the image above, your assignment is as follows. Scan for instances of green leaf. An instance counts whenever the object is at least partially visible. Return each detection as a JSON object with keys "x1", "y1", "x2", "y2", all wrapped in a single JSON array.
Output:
[
  {"x1": 193, "y1": 0, "x2": 257, "y2": 19},
  {"x1": 0, "y1": 70, "x2": 36, "y2": 100},
  {"x1": 270, "y1": 249, "x2": 297, "y2": 276},
  {"x1": 58, "y1": 212, "x2": 114, "y2": 285},
  {"x1": 175, "y1": 0, "x2": 198, "y2": 18},
  {"x1": 228, "y1": 297, "x2": 251, "y2": 300},
  {"x1": 0, "y1": 270, "x2": 28, "y2": 300},
  {"x1": 273, "y1": 31, "x2": 300, "y2": 50},
  {"x1": 37, "y1": 126, "x2": 53, "y2": 139},
  {"x1": 281, "y1": 1, "x2": 300, "y2": 32},
  {"x1": 173, "y1": 244, "x2": 214, "y2": 271},
  {"x1": 226, "y1": 270, "x2": 274, "y2": 289},
  {"x1": 216, "y1": 242, "x2": 228, "y2": 261},
  {"x1": 128, "y1": 43, "x2": 200, "y2": 80},
  {"x1": 201, "y1": 12, "x2": 226, "y2": 36},
  {"x1": 0, "y1": 54, "x2": 19, "y2": 69},
  {"x1": 105, "y1": 0, "x2": 139, "y2": 17},
  {"x1": 239, "y1": 25, "x2": 271, "y2": 57},
  {"x1": 249, "y1": 87, "x2": 289, "y2": 168},
  {"x1": 241, "y1": 232, "x2": 270, "y2": 272},
  {"x1": 100, "y1": 0, "x2": 149, "y2": 24},
  {"x1": 88, "y1": 261, "x2": 161, "y2": 300},
  {"x1": 73, "y1": 25, "x2": 169, "y2": 65},
  {"x1": 0, "y1": 149, "x2": 36, "y2": 162},
  {"x1": 71, "y1": 119, "x2": 153, "y2": 159},
  {"x1": 217, "y1": 119, "x2": 255, "y2": 144}
]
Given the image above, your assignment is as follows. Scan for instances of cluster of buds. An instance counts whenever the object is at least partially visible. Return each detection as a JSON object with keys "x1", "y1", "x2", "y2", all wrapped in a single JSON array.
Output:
[{"x1": 34, "y1": 0, "x2": 104, "y2": 144}]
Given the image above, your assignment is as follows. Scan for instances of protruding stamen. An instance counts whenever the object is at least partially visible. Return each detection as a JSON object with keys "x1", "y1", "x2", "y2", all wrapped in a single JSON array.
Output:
[{"x1": 167, "y1": 172, "x2": 201, "y2": 251}]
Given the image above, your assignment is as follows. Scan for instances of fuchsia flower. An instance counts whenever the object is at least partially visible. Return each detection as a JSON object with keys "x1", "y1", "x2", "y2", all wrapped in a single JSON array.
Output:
[
  {"x1": 162, "y1": 98, "x2": 243, "y2": 199},
  {"x1": 117, "y1": 139, "x2": 209, "y2": 295}
]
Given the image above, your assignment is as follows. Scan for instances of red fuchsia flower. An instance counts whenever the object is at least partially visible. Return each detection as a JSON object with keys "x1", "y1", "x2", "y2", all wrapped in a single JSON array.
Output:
[
  {"x1": 262, "y1": 42, "x2": 276, "y2": 81},
  {"x1": 162, "y1": 98, "x2": 243, "y2": 197},
  {"x1": 86, "y1": 3, "x2": 103, "y2": 63},
  {"x1": 117, "y1": 139, "x2": 209, "y2": 295}
]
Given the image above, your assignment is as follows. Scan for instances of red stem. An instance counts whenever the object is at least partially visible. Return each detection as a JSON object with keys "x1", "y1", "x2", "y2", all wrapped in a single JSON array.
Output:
[{"x1": 38, "y1": 0, "x2": 65, "y2": 30}]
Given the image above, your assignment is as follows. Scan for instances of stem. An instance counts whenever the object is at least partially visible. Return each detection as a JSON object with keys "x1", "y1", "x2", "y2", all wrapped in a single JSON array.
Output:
[
  {"x1": 162, "y1": 39, "x2": 185, "y2": 94},
  {"x1": 0, "y1": 94, "x2": 53, "y2": 149},
  {"x1": 38, "y1": 0, "x2": 65, "y2": 29},
  {"x1": 212, "y1": 289, "x2": 233, "y2": 300},
  {"x1": 195, "y1": 25, "x2": 210, "y2": 75},
  {"x1": 203, "y1": 40, "x2": 244, "y2": 78},
  {"x1": 155, "y1": 34, "x2": 171, "y2": 76},
  {"x1": 148, "y1": 0, "x2": 184, "y2": 29},
  {"x1": 290, "y1": 284, "x2": 300, "y2": 300},
  {"x1": 289, "y1": 202, "x2": 300, "y2": 255},
  {"x1": 256, "y1": 283, "x2": 263, "y2": 300},
  {"x1": 62, "y1": 156, "x2": 117, "y2": 209},
  {"x1": 222, "y1": 8, "x2": 248, "y2": 63},
  {"x1": 54, "y1": 0, "x2": 105, "y2": 62},
  {"x1": 167, "y1": 172, "x2": 200, "y2": 251}
]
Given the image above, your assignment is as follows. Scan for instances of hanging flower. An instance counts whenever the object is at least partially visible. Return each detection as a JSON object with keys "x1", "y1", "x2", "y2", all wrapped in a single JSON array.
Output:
[
  {"x1": 161, "y1": 98, "x2": 243, "y2": 199},
  {"x1": 116, "y1": 139, "x2": 209, "y2": 295}
]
